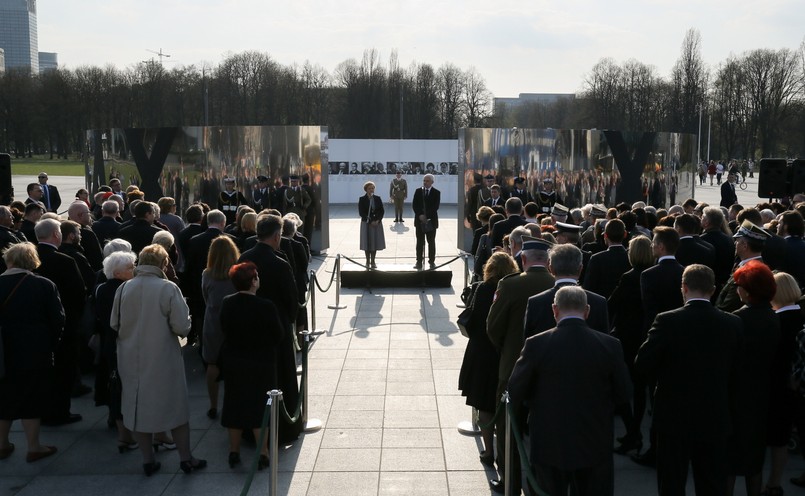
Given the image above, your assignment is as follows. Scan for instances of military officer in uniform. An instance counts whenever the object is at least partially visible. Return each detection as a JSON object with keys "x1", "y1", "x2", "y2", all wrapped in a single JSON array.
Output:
[
  {"x1": 486, "y1": 237, "x2": 555, "y2": 493},
  {"x1": 536, "y1": 177, "x2": 561, "y2": 214},
  {"x1": 465, "y1": 173, "x2": 485, "y2": 230},
  {"x1": 510, "y1": 177, "x2": 531, "y2": 205},
  {"x1": 284, "y1": 175, "x2": 312, "y2": 220},
  {"x1": 252, "y1": 175, "x2": 272, "y2": 211},
  {"x1": 550, "y1": 203, "x2": 571, "y2": 226},
  {"x1": 716, "y1": 220, "x2": 768, "y2": 312},
  {"x1": 389, "y1": 171, "x2": 408, "y2": 223},
  {"x1": 218, "y1": 176, "x2": 248, "y2": 226}
]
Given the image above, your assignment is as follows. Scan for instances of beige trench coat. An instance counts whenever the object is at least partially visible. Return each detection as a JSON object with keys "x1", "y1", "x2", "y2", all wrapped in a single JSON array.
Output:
[{"x1": 111, "y1": 265, "x2": 192, "y2": 432}]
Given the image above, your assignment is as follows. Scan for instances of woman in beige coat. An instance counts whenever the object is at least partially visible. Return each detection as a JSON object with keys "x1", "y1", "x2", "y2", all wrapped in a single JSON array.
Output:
[{"x1": 111, "y1": 244, "x2": 206, "y2": 476}]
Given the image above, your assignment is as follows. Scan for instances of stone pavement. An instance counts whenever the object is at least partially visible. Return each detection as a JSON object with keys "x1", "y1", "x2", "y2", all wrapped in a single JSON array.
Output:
[{"x1": 2, "y1": 174, "x2": 802, "y2": 495}]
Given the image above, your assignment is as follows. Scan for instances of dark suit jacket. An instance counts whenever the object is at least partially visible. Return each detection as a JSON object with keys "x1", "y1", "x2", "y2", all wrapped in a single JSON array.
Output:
[
  {"x1": 701, "y1": 228, "x2": 736, "y2": 287},
  {"x1": 482, "y1": 197, "x2": 504, "y2": 209},
  {"x1": 176, "y1": 223, "x2": 205, "y2": 273},
  {"x1": 508, "y1": 318, "x2": 632, "y2": 470},
  {"x1": 118, "y1": 219, "x2": 163, "y2": 255},
  {"x1": 79, "y1": 226, "x2": 104, "y2": 271},
  {"x1": 720, "y1": 181, "x2": 738, "y2": 207},
  {"x1": 763, "y1": 233, "x2": 787, "y2": 272},
  {"x1": 582, "y1": 245, "x2": 631, "y2": 299},
  {"x1": 524, "y1": 282, "x2": 610, "y2": 339},
  {"x1": 20, "y1": 219, "x2": 37, "y2": 245},
  {"x1": 41, "y1": 184, "x2": 61, "y2": 212},
  {"x1": 640, "y1": 258, "x2": 684, "y2": 332},
  {"x1": 238, "y1": 243, "x2": 298, "y2": 330},
  {"x1": 0, "y1": 226, "x2": 24, "y2": 272},
  {"x1": 608, "y1": 266, "x2": 650, "y2": 361},
  {"x1": 675, "y1": 236, "x2": 715, "y2": 268},
  {"x1": 412, "y1": 187, "x2": 440, "y2": 229},
  {"x1": 60, "y1": 243, "x2": 96, "y2": 293},
  {"x1": 36, "y1": 243, "x2": 86, "y2": 329},
  {"x1": 783, "y1": 236, "x2": 805, "y2": 289},
  {"x1": 490, "y1": 215, "x2": 527, "y2": 248},
  {"x1": 635, "y1": 300, "x2": 741, "y2": 439},
  {"x1": 253, "y1": 187, "x2": 272, "y2": 211},
  {"x1": 90, "y1": 216, "x2": 121, "y2": 247},
  {"x1": 358, "y1": 194, "x2": 384, "y2": 223}
]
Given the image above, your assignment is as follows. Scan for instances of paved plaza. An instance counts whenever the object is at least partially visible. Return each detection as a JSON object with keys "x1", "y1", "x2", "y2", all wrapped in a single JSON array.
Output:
[{"x1": 2, "y1": 173, "x2": 803, "y2": 495}]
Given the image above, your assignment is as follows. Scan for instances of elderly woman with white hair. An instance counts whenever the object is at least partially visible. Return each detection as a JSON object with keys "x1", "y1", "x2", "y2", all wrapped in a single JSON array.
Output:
[
  {"x1": 112, "y1": 244, "x2": 203, "y2": 476},
  {"x1": 152, "y1": 230, "x2": 180, "y2": 285}
]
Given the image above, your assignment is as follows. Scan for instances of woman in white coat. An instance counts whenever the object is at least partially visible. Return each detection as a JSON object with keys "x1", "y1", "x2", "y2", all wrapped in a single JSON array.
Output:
[{"x1": 111, "y1": 244, "x2": 206, "y2": 476}]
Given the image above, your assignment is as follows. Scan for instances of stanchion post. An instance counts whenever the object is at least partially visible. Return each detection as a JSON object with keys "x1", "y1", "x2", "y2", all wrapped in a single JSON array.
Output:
[
  {"x1": 456, "y1": 253, "x2": 470, "y2": 309},
  {"x1": 327, "y1": 254, "x2": 347, "y2": 310},
  {"x1": 504, "y1": 392, "x2": 512, "y2": 496},
  {"x1": 301, "y1": 330, "x2": 323, "y2": 432},
  {"x1": 456, "y1": 406, "x2": 481, "y2": 435},
  {"x1": 268, "y1": 389, "x2": 282, "y2": 496},
  {"x1": 309, "y1": 270, "x2": 316, "y2": 331}
]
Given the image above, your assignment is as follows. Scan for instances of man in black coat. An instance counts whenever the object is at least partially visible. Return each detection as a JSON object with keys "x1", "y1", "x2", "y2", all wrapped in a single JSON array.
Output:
[
  {"x1": 412, "y1": 174, "x2": 440, "y2": 270},
  {"x1": 252, "y1": 175, "x2": 272, "y2": 211},
  {"x1": 35, "y1": 218, "x2": 86, "y2": 425},
  {"x1": 118, "y1": 201, "x2": 163, "y2": 256},
  {"x1": 91, "y1": 199, "x2": 122, "y2": 247},
  {"x1": 716, "y1": 220, "x2": 768, "y2": 313},
  {"x1": 524, "y1": 244, "x2": 609, "y2": 339},
  {"x1": 635, "y1": 264, "x2": 741, "y2": 495},
  {"x1": 490, "y1": 197, "x2": 526, "y2": 248},
  {"x1": 68, "y1": 201, "x2": 103, "y2": 271},
  {"x1": 583, "y1": 219, "x2": 630, "y2": 299},
  {"x1": 700, "y1": 206, "x2": 736, "y2": 290},
  {"x1": 777, "y1": 210, "x2": 805, "y2": 289},
  {"x1": 237, "y1": 214, "x2": 301, "y2": 443},
  {"x1": 0, "y1": 206, "x2": 25, "y2": 272},
  {"x1": 510, "y1": 286, "x2": 631, "y2": 496},
  {"x1": 176, "y1": 204, "x2": 205, "y2": 276},
  {"x1": 674, "y1": 213, "x2": 716, "y2": 268},
  {"x1": 720, "y1": 172, "x2": 739, "y2": 208},
  {"x1": 20, "y1": 202, "x2": 44, "y2": 244},
  {"x1": 509, "y1": 176, "x2": 531, "y2": 205}
]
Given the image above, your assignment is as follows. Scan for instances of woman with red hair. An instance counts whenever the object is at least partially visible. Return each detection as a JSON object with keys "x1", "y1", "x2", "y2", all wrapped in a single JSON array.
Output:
[{"x1": 728, "y1": 260, "x2": 781, "y2": 496}]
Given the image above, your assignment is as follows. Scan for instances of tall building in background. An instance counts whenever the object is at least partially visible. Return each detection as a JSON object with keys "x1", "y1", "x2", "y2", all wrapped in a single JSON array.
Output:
[
  {"x1": 38, "y1": 51, "x2": 57, "y2": 72},
  {"x1": 0, "y1": 48, "x2": 5, "y2": 73},
  {"x1": 0, "y1": 0, "x2": 39, "y2": 73}
]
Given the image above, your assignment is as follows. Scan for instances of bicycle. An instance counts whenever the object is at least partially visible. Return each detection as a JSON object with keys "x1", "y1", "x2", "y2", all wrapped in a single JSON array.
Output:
[{"x1": 738, "y1": 175, "x2": 748, "y2": 190}]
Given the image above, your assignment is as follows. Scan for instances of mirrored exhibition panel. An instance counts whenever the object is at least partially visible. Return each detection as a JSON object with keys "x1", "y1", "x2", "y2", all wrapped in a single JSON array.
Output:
[
  {"x1": 85, "y1": 126, "x2": 329, "y2": 252},
  {"x1": 458, "y1": 128, "x2": 697, "y2": 251}
]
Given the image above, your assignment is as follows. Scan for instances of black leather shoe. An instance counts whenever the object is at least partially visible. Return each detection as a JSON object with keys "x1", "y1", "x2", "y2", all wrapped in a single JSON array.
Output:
[
  {"x1": 413, "y1": 263, "x2": 422, "y2": 270},
  {"x1": 630, "y1": 448, "x2": 656, "y2": 467},
  {"x1": 614, "y1": 435, "x2": 643, "y2": 455},
  {"x1": 489, "y1": 479, "x2": 505, "y2": 494},
  {"x1": 428, "y1": 262, "x2": 436, "y2": 270}
]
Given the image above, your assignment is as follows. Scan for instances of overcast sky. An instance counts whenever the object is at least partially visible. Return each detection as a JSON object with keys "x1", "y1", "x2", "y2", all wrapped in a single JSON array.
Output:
[{"x1": 38, "y1": 0, "x2": 804, "y2": 98}]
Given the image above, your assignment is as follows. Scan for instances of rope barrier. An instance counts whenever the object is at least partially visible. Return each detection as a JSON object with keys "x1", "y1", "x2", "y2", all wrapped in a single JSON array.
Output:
[
  {"x1": 340, "y1": 254, "x2": 462, "y2": 272},
  {"x1": 506, "y1": 400, "x2": 551, "y2": 496},
  {"x1": 475, "y1": 399, "x2": 504, "y2": 430},
  {"x1": 239, "y1": 391, "x2": 275, "y2": 496},
  {"x1": 313, "y1": 261, "x2": 338, "y2": 293}
]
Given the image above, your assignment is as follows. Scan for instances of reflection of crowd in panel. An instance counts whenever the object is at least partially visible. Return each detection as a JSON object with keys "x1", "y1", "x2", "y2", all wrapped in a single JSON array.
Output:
[
  {"x1": 0, "y1": 173, "x2": 316, "y2": 474},
  {"x1": 462, "y1": 173, "x2": 805, "y2": 495}
]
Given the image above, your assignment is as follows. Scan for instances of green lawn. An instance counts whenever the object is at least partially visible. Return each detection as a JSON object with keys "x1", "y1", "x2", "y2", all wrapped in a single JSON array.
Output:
[{"x1": 6, "y1": 156, "x2": 86, "y2": 176}]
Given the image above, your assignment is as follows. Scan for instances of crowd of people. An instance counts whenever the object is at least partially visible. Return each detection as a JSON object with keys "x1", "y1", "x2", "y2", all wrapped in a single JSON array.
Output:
[
  {"x1": 0, "y1": 173, "x2": 312, "y2": 475},
  {"x1": 460, "y1": 179, "x2": 805, "y2": 495}
]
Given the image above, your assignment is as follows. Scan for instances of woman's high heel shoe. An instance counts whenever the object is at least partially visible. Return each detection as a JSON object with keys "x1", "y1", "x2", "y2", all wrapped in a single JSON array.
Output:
[
  {"x1": 117, "y1": 441, "x2": 139, "y2": 454},
  {"x1": 228, "y1": 452, "x2": 241, "y2": 468},
  {"x1": 143, "y1": 461, "x2": 161, "y2": 476},
  {"x1": 257, "y1": 454, "x2": 269, "y2": 471},
  {"x1": 180, "y1": 458, "x2": 207, "y2": 474},
  {"x1": 153, "y1": 441, "x2": 177, "y2": 452}
]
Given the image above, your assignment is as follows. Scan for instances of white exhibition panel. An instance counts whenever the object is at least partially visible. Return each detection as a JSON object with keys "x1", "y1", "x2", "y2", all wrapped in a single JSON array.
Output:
[{"x1": 327, "y1": 139, "x2": 459, "y2": 204}]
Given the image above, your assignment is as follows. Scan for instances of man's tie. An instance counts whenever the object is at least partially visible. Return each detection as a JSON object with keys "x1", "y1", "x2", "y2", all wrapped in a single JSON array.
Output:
[{"x1": 43, "y1": 185, "x2": 50, "y2": 210}]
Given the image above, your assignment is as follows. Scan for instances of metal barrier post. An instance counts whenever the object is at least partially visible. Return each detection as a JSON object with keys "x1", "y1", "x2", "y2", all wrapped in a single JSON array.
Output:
[
  {"x1": 456, "y1": 253, "x2": 470, "y2": 309},
  {"x1": 456, "y1": 407, "x2": 481, "y2": 435},
  {"x1": 301, "y1": 330, "x2": 323, "y2": 432},
  {"x1": 268, "y1": 389, "x2": 282, "y2": 496},
  {"x1": 309, "y1": 270, "x2": 316, "y2": 330},
  {"x1": 504, "y1": 392, "x2": 512, "y2": 496},
  {"x1": 327, "y1": 254, "x2": 347, "y2": 310}
]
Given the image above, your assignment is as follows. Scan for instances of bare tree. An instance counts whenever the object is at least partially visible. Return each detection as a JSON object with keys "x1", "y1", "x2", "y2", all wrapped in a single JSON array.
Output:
[
  {"x1": 462, "y1": 66, "x2": 491, "y2": 127},
  {"x1": 670, "y1": 28, "x2": 709, "y2": 134},
  {"x1": 436, "y1": 63, "x2": 465, "y2": 137}
]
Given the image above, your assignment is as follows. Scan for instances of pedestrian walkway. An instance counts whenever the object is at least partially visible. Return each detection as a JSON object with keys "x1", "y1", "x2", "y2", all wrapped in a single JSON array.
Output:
[{"x1": 2, "y1": 177, "x2": 801, "y2": 496}]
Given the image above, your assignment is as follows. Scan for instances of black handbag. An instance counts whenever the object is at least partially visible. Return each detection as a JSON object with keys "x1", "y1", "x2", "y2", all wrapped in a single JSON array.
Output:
[
  {"x1": 422, "y1": 219, "x2": 436, "y2": 233},
  {"x1": 456, "y1": 282, "x2": 480, "y2": 338}
]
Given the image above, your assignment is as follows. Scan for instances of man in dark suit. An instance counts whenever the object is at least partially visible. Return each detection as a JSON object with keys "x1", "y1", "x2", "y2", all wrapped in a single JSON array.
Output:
[
  {"x1": 412, "y1": 174, "x2": 440, "y2": 270},
  {"x1": 482, "y1": 184, "x2": 504, "y2": 208},
  {"x1": 118, "y1": 201, "x2": 163, "y2": 256},
  {"x1": 91, "y1": 199, "x2": 122, "y2": 247},
  {"x1": 634, "y1": 225, "x2": 685, "y2": 466},
  {"x1": 720, "y1": 172, "x2": 738, "y2": 208},
  {"x1": 583, "y1": 219, "x2": 630, "y2": 299},
  {"x1": 524, "y1": 244, "x2": 609, "y2": 339},
  {"x1": 636, "y1": 264, "x2": 741, "y2": 495},
  {"x1": 700, "y1": 206, "x2": 736, "y2": 290},
  {"x1": 20, "y1": 202, "x2": 44, "y2": 244},
  {"x1": 24, "y1": 182, "x2": 44, "y2": 206},
  {"x1": 35, "y1": 218, "x2": 86, "y2": 425},
  {"x1": 490, "y1": 197, "x2": 526, "y2": 248},
  {"x1": 777, "y1": 210, "x2": 805, "y2": 289},
  {"x1": 37, "y1": 172, "x2": 62, "y2": 213},
  {"x1": 510, "y1": 177, "x2": 531, "y2": 205},
  {"x1": 465, "y1": 173, "x2": 485, "y2": 231},
  {"x1": 176, "y1": 204, "x2": 205, "y2": 276},
  {"x1": 509, "y1": 286, "x2": 632, "y2": 496},
  {"x1": 486, "y1": 237, "x2": 555, "y2": 493},
  {"x1": 674, "y1": 213, "x2": 715, "y2": 268},
  {"x1": 68, "y1": 201, "x2": 103, "y2": 271}
]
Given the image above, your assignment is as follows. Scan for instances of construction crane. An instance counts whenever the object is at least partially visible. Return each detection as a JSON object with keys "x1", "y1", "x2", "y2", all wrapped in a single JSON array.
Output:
[{"x1": 146, "y1": 48, "x2": 171, "y2": 65}]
